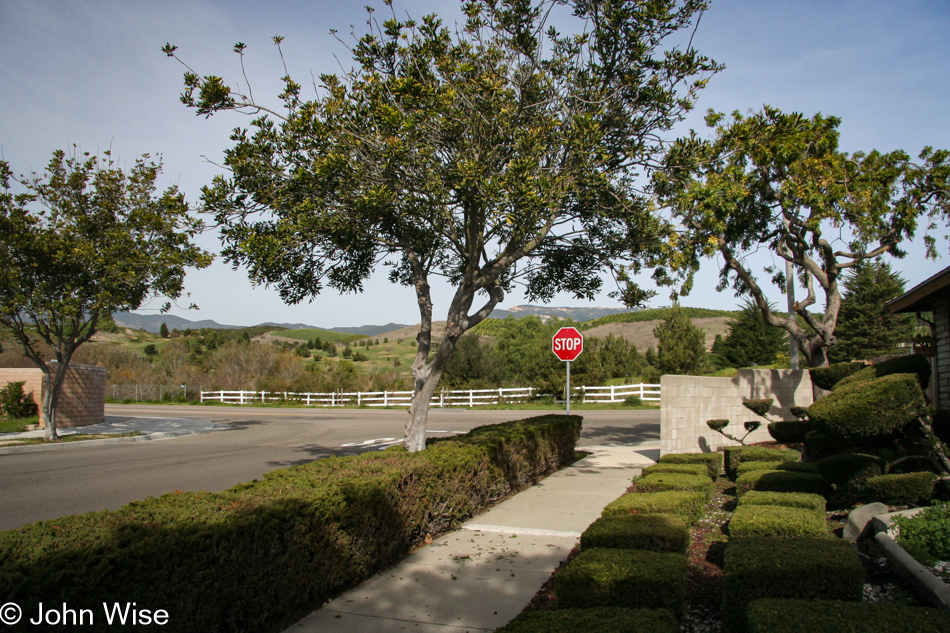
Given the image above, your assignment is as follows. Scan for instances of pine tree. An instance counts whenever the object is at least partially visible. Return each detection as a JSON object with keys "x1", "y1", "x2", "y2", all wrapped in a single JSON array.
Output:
[
  {"x1": 718, "y1": 300, "x2": 788, "y2": 368},
  {"x1": 159, "y1": 322, "x2": 170, "y2": 338},
  {"x1": 653, "y1": 305, "x2": 707, "y2": 375},
  {"x1": 830, "y1": 259, "x2": 914, "y2": 362}
]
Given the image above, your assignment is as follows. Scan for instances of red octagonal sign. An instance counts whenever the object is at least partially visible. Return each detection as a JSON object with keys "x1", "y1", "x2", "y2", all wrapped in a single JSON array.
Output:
[{"x1": 552, "y1": 327, "x2": 584, "y2": 362}]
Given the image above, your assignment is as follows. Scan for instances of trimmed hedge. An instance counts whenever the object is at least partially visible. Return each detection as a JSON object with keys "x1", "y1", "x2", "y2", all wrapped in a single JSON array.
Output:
[
  {"x1": 641, "y1": 463, "x2": 709, "y2": 478},
  {"x1": 658, "y1": 452, "x2": 723, "y2": 479},
  {"x1": 555, "y1": 548, "x2": 687, "y2": 616},
  {"x1": 809, "y1": 362, "x2": 865, "y2": 391},
  {"x1": 835, "y1": 354, "x2": 932, "y2": 390},
  {"x1": 727, "y1": 504, "x2": 826, "y2": 538},
  {"x1": 807, "y1": 373, "x2": 926, "y2": 441},
  {"x1": 496, "y1": 607, "x2": 680, "y2": 633},
  {"x1": 601, "y1": 491, "x2": 708, "y2": 525},
  {"x1": 739, "y1": 490, "x2": 826, "y2": 513},
  {"x1": 581, "y1": 514, "x2": 689, "y2": 554},
  {"x1": 634, "y1": 472, "x2": 715, "y2": 499},
  {"x1": 0, "y1": 415, "x2": 582, "y2": 633},
  {"x1": 804, "y1": 429, "x2": 848, "y2": 458},
  {"x1": 735, "y1": 469, "x2": 830, "y2": 498},
  {"x1": 723, "y1": 538, "x2": 864, "y2": 633},
  {"x1": 747, "y1": 598, "x2": 950, "y2": 633},
  {"x1": 816, "y1": 453, "x2": 886, "y2": 491},
  {"x1": 735, "y1": 461, "x2": 781, "y2": 477},
  {"x1": 864, "y1": 471, "x2": 937, "y2": 505},
  {"x1": 767, "y1": 420, "x2": 810, "y2": 443},
  {"x1": 774, "y1": 461, "x2": 820, "y2": 474},
  {"x1": 724, "y1": 446, "x2": 801, "y2": 481}
]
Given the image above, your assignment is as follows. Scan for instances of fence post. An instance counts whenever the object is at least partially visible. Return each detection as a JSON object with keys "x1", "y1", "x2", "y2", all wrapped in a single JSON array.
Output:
[{"x1": 384, "y1": 391, "x2": 388, "y2": 407}]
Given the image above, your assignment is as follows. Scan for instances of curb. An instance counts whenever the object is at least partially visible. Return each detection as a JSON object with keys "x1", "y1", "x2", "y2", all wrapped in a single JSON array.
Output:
[
  {"x1": 0, "y1": 431, "x2": 199, "y2": 455},
  {"x1": 870, "y1": 510, "x2": 950, "y2": 613}
]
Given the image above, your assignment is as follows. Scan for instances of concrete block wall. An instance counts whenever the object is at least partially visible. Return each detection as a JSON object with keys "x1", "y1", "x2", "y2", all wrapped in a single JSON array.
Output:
[
  {"x1": 0, "y1": 363, "x2": 106, "y2": 428},
  {"x1": 660, "y1": 369, "x2": 814, "y2": 455}
]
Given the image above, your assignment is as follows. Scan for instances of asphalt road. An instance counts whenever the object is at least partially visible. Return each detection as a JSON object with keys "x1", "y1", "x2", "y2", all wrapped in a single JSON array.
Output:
[{"x1": 0, "y1": 404, "x2": 658, "y2": 531}]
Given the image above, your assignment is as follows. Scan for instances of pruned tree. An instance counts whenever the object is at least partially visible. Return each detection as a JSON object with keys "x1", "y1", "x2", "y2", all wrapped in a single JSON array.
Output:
[
  {"x1": 165, "y1": 0, "x2": 720, "y2": 450},
  {"x1": 717, "y1": 299, "x2": 787, "y2": 368},
  {"x1": 0, "y1": 150, "x2": 212, "y2": 439},
  {"x1": 653, "y1": 304, "x2": 706, "y2": 375},
  {"x1": 654, "y1": 106, "x2": 949, "y2": 367}
]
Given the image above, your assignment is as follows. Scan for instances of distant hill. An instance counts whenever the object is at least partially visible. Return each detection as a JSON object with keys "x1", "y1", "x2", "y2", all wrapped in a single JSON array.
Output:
[
  {"x1": 488, "y1": 304, "x2": 642, "y2": 322},
  {"x1": 327, "y1": 323, "x2": 410, "y2": 336},
  {"x1": 113, "y1": 312, "x2": 243, "y2": 332}
]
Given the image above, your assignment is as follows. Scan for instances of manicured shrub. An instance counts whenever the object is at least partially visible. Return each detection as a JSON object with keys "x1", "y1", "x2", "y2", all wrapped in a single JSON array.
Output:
[
  {"x1": 555, "y1": 548, "x2": 687, "y2": 615},
  {"x1": 724, "y1": 446, "x2": 801, "y2": 480},
  {"x1": 734, "y1": 469, "x2": 829, "y2": 498},
  {"x1": 816, "y1": 453, "x2": 886, "y2": 491},
  {"x1": 893, "y1": 501, "x2": 950, "y2": 560},
  {"x1": 738, "y1": 490, "x2": 826, "y2": 513},
  {"x1": 0, "y1": 380, "x2": 38, "y2": 419},
  {"x1": 658, "y1": 452, "x2": 723, "y2": 480},
  {"x1": 864, "y1": 471, "x2": 937, "y2": 505},
  {"x1": 774, "y1": 461, "x2": 820, "y2": 474},
  {"x1": 727, "y1": 504, "x2": 827, "y2": 538},
  {"x1": 835, "y1": 354, "x2": 931, "y2": 390},
  {"x1": 735, "y1": 461, "x2": 781, "y2": 476},
  {"x1": 634, "y1": 472, "x2": 714, "y2": 499},
  {"x1": 767, "y1": 420, "x2": 810, "y2": 443},
  {"x1": 809, "y1": 361, "x2": 864, "y2": 391},
  {"x1": 496, "y1": 607, "x2": 680, "y2": 633},
  {"x1": 601, "y1": 491, "x2": 707, "y2": 525},
  {"x1": 581, "y1": 514, "x2": 689, "y2": 554},
  {"x1": 742, "y1": 398, "x2": 773, "y2": 418},
  {"x1": 806, "y1": 373, "x2": 926, "y2": 441},
  {"x1": 722, "y1": 537, "x2": 864, "y2": 633},
  {"x1": 747, "y1": 598, "x2": 950, "y2": 633},
  {"x1": 641, "y1": 463, "x2": 708, "y2": 478},
  {"x1": 804, "y1": 429, "x2": 847, "y2": 458},
  {"x1": 0, "y1": 415, "x2": 582, "y2": 633}
]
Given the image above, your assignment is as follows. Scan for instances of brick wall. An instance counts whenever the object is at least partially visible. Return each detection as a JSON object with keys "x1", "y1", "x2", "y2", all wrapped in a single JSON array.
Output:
[
  {"x1": 934, "y1": 296, "x2": 949, "y2": 409},
  {"x1": 660, "y1": 369, "x2": 814, "y2": 455},
  {"x1": 0, "y1": 363, "x2": 106, "y2": 428}
]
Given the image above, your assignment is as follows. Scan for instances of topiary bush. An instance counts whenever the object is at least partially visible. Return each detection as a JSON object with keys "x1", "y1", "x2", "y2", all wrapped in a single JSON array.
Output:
[
  {"x1": 864, "y1": 471, "x2": 937, "y2": 505},
  {"x1": 767, "y1": 420, "x2": 810, "y2": 443},
  {"x1": 734, "y1": 461, "x2": 781, "y2": 477},
  {"x1": 815, "y1": 453, "x2": 887, "y2": 492},
  {"x1": 581, "y1": 514, "x2": 689, "y2": 554},
  {"x1": 727, "y1": 505, "x2": 827, "y2": 538},
  {"x1": 803, "y1": 429, "x2": 848, "y2": 459},
  {"x1": 0, "y1": 380, "x2": 38, "y2": 419},
  {"x1": 809, "y1": 362, "x2": 865, "y2": 391},
  {"x1": 742, "y1": 398, "x2": 773, "y2": 419},
  {"x1": 634, "y1": 472, "x2": 715, "y2": 499},
  {"x1": 806, "y1": 373, "x2": 925, "y2": 441},
  {"x1": 835, "y1": 354, "x2": 931, "y2": 390},
  {"x1": 554, "y1": 548, "x2": 687, "y2": 615},
  {"x1": 738, "y1": 490, "x2": 826, "y2": 513},
  {"x1": 658, "y1": 452, "x2": 723, "y2": 480},
  {"x1": 724, "y1": 446, "x2": 801, "y2": 480},
  {"x1": 735, "y1": 470, "x2": 830, "y2": 498},
  {"x1": 641, "y1": 463, "x2": 709, "y2": 478},
  {"x1": 747, "y1": 598, "x2": 950, "y2": 633},
  {"x1": 496, "y1": 607, "x2": 681, "y2": 633},
  {"x1": 601, "y1": 491, "x2": 708, "y2": 526}
]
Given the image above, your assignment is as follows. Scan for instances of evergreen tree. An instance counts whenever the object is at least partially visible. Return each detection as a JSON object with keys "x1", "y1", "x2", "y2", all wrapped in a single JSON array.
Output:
[
  {"x1": 718, "y1": 300, "x2": 788, "y2": 368},
  {"x1": 159, "y1": 322, "x2": 170, "y2": 338},
  {"x1": 653, "y1": 305, "x2": 707, "y2": 375},
  {"x1": 830, "y1": 259, "x2": 914, "y2": 362}
]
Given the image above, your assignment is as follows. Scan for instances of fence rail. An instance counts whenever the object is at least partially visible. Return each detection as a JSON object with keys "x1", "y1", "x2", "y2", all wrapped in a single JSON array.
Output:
[{"x1": 197, "y1": 383, "x2": 660, "y2": 407}]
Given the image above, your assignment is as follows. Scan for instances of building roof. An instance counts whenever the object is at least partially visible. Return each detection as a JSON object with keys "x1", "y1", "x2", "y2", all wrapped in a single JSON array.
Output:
[{"x1": 887, "y1": 265, "x2": 950, "y2": 314}]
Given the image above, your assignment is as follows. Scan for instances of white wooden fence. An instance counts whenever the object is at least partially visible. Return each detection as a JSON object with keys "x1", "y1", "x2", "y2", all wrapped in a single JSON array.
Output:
[{"x1": 199, "y1": 383, "x2": 660, "y2": 407}]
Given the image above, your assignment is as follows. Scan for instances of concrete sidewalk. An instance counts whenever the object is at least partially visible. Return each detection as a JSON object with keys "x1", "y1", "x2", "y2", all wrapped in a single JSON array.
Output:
[{"x1": 286, "y1": 442, "x2": 658, "y2": 633}]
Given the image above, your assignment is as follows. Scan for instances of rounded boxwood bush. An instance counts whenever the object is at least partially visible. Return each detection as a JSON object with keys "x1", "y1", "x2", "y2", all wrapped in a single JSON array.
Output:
[
  {"x1": 806, "y1": 373, "x2": 925, "y2": 441},
  {"x1": 728, "y1": 504, "x2": 827, "y2": 538},
  {"x1": 724, "y1": 446, "x2": 801, "y2": 480},
  {"x1": 601, "y1": 491, "x2": 707, "y2": 525},
  {"x1": 864, "y1": 472, "x2": 937, "y2": 505},
  {"x1": 767, "y1": 420, "x2": 811, "y2": 443},
  {"x1": 641, "y1": 463, "x2": 709, "y2": 478},
  {"x1": 581, "y1": 514, "x2": 689, "y2": 554},
  {"x1": 835, "y1": 354, "x2": 931, "y2": 390},
  {"x1": 634, "y1": 472, "x2": 714, "y2": 499},
  {"x1": 809, "y1": 362, "x2": 865, "y2": 391},
  {"x1": 739, "y1": 490, "x2": 826, "y2": 513},
  {"x1": 658, "y1": 452, "x2": 723, "y2": 480},
  {"x1": 816, "y1": 453, "x2": 886, "y2": 491},
  {"x1": 735, "y1": 470, "x2": 830, "y2": 498}
]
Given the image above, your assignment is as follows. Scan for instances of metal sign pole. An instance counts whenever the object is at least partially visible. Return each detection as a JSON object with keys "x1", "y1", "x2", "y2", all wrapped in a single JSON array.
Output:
[{"x1": 566, "y1": 360, "x2": 571, "y2": 414}]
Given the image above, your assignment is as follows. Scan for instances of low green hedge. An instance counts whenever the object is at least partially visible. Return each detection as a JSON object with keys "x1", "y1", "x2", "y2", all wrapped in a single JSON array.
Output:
[
  {"x1": 734, "y1": 469, "x2": 829, "y2": 498},
  {"x1": 0, "y1": 415, "x2": 582, "y2": 633},
  {"x1": 722, "y1": 537, "x2": 864, "y2": 633},
  {"x1": 810, "y1": 362, "x2": 865, "y2": 391},
  {"x1": 807, "y1": 373, "x2": 926, "y2": 441},
  {"x1": 634, "y1": 472, "x2": 714, "y2": 499},
  {"x1": 734, "y1": 460, "x2": 818, "y2": 477},
  {"x1": 767, "y1": 420, "x2": 811, "y2": 443},
  {"x1": 601, "y1": 491, "x2": 708, "y2": 525},
  {"x1": 581, "y1": 514, "x2": 689, "y2": 554},
  {"x1": 641, "y1": 463, "x2": 709, "y2": 478},
  {"x1": 835, "y1": 354, "x2": 932, "y2": 390},
  {"x1": 555, "y1": 548, "x2": 687, "y2": 616},
  {"x1": 496, "y1": 607, "x2": 680, "y2": 633},
  {"x1": 775, "y1": 461, "x2": 820, "y2": 474},
  {"x1": 747, "y1": 598, "x2": 950, "y2": 633},
  {"x1": 724, "y1": 446, "x2": 800, "y2": 480},
  {"x1": 735, "y1": 461, "x2": 781, "y2": 476},
  {"x1": 727, "y1": 505, "x2": 827, "y2": 538},
  {"x1": 658, "y1": 452, "x2": 723, "y2": 479},
  {"x1": 864, "y1": 471, "x2": 937, "y2": 505},
  {"x1": 738, "y1": 490, "x2": 826, "y2": 513},
  {"x1": 816, "y1": 453, "x2": 887, "y2": 491}
]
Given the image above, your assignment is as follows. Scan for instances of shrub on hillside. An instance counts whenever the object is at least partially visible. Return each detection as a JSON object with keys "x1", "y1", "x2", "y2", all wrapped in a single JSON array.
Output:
[
  {"x1": 601, "y1": 491, "x2": 707, "y2": 525},
  {"x1": 864, "y1": 472, "x2": 937, "y2": 505},
  {"x1": 727, "y1": 505, "x2": 826, "y2": 538},
  {"x1": 747, "y1": 598, "x2": 950, "y2": 633},
  {"x1": 581, "y1": 514, "x2": 689, "y2": 554},
  {"x1": 658, "y1": 452, "x2": 723, "y2": 479},
  {"x1": 809, "y1": 362, "x2": 864, "y2": 391},
  {"x1": 496, "y1": 607, "x2": 680, "y2": 633},
  {"x1": 0, "y1": 380, "x2": 38, "y2": 419},
  {"x1": 806, "y1": 373, "x2": 925, "y2": 441}
]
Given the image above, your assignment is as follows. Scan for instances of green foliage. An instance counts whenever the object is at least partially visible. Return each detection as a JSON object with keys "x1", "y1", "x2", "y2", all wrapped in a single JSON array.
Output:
[
  {"x1": 634, "y1": 472, "x2": 714, "y2": 499},
  {"x1": 652, "y1": 305, "x2": 707, "y2": 375},
  {"x1": 600, "y1": 491, "x2": 708, "y2": 526},
  {"x1": 0, "y1": 380, "x2": 38, "y2": 419},
  {"x1": 893, "y1": 502, "x2": 950, "y2": 560},
  {"x1": 0, "y1": 415, "x2": 580, "y2": 633},
  {"x1": 496, "y1": 608, "x2": 680, "y2": 633},
  {"x1": 829, "y1": 259, "x2": 914, "y2": 363},
  {"x1": 735, "y1": 470, "x2": 830, "y2": 498},
  {"x1": 748, "y1": 598, "x2": 950, "y2": 633},
  {"x1": 738, "y1": 491, "x2": 826, "y2": 513},
  {"x1": 658, "y1": 451, "x2": 723, "y2": 480},
  {"x1": 807, "y1": 373, "x2": 926, "y2": 440},
  {"x1": 767, "y1": 420, "x2": 811, "y2": 443},
  {"x1": 742, "y1": 398, "x2": 773, "y2": 419},
  {"x1": 582, "y1": 307, "x2": 739, "y2": 330},
  {"x1": 554, "y1": 548, "x2": 687, "y2": 615},
  {"x1": 641, "y1": 463, "x2": 709, "y2": 478},
  {"x1": 722, "y1": 538, "x2": 864, "y2": 633},
  {"x1": 809, "y1": 362, "x2": 865, "y2": 391},
  {"x1": 580, "y1": 514, "x2": 689, "y2": 554},
  {"x1": 835, "y1": 354, "x2": 932, "y2": 390},
  {"x1": 717, "y1": 300, "x2": 787, "y2": 368},
  {"x1": 815, "y1": 453, "x2": 887, "y2": 491},
  {"x1": 724, "y1": 446, "x2": 800, "y2": 480},
  {"x1": 804, "y1": 430, "x2": 848, "y2": 459},
  {"x1": 159, "y1": 322, "x2": 169, "y2": 338},
  {"x1": 734, "y1": 461, "x2": 781, "y2": 477},
  {"x1": 864, "y1": 472, "x2": 937, "y2": 505},
  {"x1": 727, "y1": 505, "x2": 827, "y2": 538}
]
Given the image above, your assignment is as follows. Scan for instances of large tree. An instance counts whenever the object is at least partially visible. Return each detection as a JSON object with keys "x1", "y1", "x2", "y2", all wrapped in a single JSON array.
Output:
[
  {"x1": 717, "y1": 299, "x2": 787, "y2": 368},
  {"x1": 166, "y1": 0, "x2": 720, "y2": 450},
  {"x1": 654, "y1": 107, "x2": 949, "y2": 367},
  {"x1": 653, "y1": 304, "x2": 706, "y2": 375},
  {"x1": 0, "y1": 150, "x2": 212, "y2": 439}
]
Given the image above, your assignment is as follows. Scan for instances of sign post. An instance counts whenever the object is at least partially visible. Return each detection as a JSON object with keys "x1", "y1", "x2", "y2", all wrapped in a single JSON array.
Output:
[{"x1": 552, "y1": 327, "x2": 584, "y2": 413}]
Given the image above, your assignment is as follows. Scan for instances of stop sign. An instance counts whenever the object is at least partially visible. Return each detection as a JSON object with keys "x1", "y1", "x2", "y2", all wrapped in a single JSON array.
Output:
[{"x1": 552, "y1": 327, "x2": 584, "y2": 362}]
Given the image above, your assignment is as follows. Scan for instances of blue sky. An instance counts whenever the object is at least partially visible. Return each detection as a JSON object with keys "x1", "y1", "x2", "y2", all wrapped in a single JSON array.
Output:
[{"x1": 1, "y1": 0, "x2": 948, "y2": 328}]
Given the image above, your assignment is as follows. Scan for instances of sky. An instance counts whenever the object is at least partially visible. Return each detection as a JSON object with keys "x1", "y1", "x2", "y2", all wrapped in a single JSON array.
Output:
[{"x1": 1, "y1": 0, "x2": 948, "y2": 329}]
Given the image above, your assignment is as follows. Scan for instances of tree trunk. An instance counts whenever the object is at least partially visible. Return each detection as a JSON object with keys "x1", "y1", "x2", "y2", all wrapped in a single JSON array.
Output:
[{"x1": 41, "y1": 363, "x2": 68, "y2": 441}]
